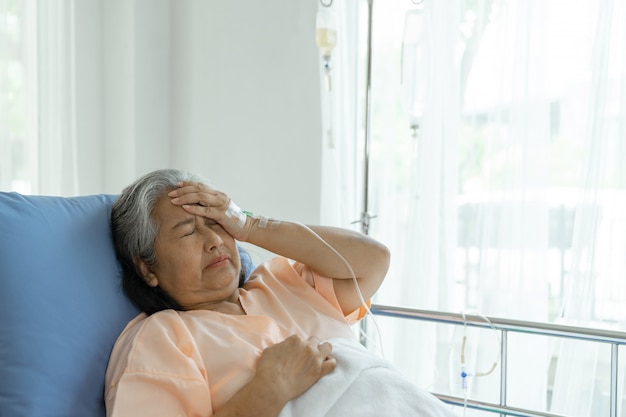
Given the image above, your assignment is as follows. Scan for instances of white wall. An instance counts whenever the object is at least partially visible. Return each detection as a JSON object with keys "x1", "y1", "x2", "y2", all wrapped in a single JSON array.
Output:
[{"x1": 98, "y1": 0, "x2": 322, "y2": 226}]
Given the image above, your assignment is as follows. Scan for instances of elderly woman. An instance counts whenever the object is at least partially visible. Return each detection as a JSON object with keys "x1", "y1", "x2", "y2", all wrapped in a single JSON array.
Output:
[
  {"x1": 104, "y1": 168, "x2": 391, "y2": 416},
  {"x1": 105, "y1": 169, "x2": 458, "y2": 417}
]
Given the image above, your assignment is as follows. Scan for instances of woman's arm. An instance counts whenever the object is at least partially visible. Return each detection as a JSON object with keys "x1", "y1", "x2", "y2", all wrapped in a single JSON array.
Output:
[
  {"x1": 244, "y1": 220, "x2": 390, "y2": 315},
  {"x1": 168, "y1": 182, "x2": 390, "y2": 315}
]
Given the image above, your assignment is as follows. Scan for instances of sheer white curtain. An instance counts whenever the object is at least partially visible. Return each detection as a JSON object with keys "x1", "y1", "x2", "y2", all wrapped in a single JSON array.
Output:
[
  {"x1": 0, "y1": 0, "x2": 37, "y2": 193},
  {"x1": 550, "y1": 0, "x2": 626, "y2": 415},
  {"x1": 0, "y1": 0, "x2": 173, "y2": 196},
  {"x1": 318, "y1": 0, "x2": 362, "y2": 228},
  {"x1": 322, "y1": 0, "x2": 626, "y2": 415},
  {"x1": 369, "y1": 0, "x2": 463, "y2": 397},
  {"x1": 36, "y1": 0, "x2": 80, "y2": 195},
  {"x1": 1, "y1": 0, "x2": 94, "y2": 195}
]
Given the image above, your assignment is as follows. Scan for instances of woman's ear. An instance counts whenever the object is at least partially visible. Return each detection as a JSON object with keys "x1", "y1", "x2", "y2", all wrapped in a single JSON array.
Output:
[{"x1": 134, "y1": 257, "x2": 159, "y2": 287}]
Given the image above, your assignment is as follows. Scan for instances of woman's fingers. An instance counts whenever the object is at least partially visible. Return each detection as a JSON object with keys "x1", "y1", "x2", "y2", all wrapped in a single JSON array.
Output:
[
  {"x1": 168, "y1": 182, "x2": 229, "y2": 221},
  {"x1": 320, "y1": 354, "x2": 337, "y2": 375},
  {"x1": 317, "y1": 340, "x2": 333, "y2": 358},
  {"x1": 301, "y1": 336, "x2": 336, "y2": 376},
  {"x1": 256, "y1": 335, "x2": 336, "y2": 402},
  {"x1": 315, "y1": 340, "x2": 336, "y2": 376},
  {"x1": 169, "y1": 183, "x2": 227, "y2": 208},
  {"x1": 167, "y1": 181, "x2": 250, "y2": 240}
]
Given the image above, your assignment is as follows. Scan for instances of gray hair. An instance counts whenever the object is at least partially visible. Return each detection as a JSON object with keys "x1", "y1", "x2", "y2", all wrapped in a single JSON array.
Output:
[
  {"x1": 111, "y1": 168, "x2": 252, "y2": 314},
  {"x1": 112, "y1": 168, "x2": 209, "y2": 268}
]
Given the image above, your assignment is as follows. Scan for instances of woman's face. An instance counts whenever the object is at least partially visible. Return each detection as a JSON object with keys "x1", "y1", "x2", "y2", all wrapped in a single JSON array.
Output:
[{"x1": 141, "y1": 194, "x2": 242, "y2": 310}]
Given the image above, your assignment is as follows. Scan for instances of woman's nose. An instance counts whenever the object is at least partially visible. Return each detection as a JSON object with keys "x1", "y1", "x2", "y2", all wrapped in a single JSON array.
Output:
[{"x1": 201, "y1": 227, "x2": 224, "y2": 251}]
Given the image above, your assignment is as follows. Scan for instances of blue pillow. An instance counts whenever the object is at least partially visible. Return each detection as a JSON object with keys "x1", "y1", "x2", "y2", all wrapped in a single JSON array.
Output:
[
  {"x1": 0, "y1": 193, "x2": 138, "y2": 417},
  {"x1": 0, "y1": 192, "x2": 255, "y2": 417}
]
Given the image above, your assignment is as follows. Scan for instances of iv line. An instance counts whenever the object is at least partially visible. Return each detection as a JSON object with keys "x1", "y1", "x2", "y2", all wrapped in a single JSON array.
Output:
[
  {"x1": 459, "y1": 311, "x2": 501, "y2": 415},
  {"x1": 300, "y1": 223, "x2": 385, "y2": 357}
]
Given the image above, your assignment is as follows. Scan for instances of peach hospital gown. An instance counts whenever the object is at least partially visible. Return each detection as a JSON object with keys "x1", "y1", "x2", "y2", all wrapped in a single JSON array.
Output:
[{"x1": 104, "y1": 257, "x2": 365, "y2": 416}]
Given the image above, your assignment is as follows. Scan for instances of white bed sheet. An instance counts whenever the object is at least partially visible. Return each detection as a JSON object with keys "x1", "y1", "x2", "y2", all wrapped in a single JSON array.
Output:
[{"x1": 279, "y1": 337, "x2": 456, "y2": 417}]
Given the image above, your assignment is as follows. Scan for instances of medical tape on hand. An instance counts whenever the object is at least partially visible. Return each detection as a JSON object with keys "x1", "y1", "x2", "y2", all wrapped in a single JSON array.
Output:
[
  {"x1": 225, "y1": 200, "x2": 247, "y2": 229},
  {"x1": 259, "y1": 216, "x2": 269, "y2": 228},
  {"x1": 258, "y1": 215, "x2": 281, "y2": 230},
  {"x1": 242, "y1": 211, "x2": 280, "y2": 230}
]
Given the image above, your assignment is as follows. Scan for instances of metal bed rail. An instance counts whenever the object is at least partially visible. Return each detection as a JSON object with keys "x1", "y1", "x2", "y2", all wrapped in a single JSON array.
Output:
[{"x1": 370, "y1": 304, "x2": 626, "y2": 417}]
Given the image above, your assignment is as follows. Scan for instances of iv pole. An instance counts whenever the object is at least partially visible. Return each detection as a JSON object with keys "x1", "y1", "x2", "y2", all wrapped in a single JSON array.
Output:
[
  {"x1": 356, "y1": 0, "x2": 375, "y2": 347},
  {"x1": 319, "y1": 0, "x2": 375, "y2": 236},
  {"x1": 358, "y1": 0, "x2": 375, "y2": 236}
]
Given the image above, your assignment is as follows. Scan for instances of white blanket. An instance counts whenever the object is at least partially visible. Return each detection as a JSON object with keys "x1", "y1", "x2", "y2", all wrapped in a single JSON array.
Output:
[{"x1": 279, "y1": 337, "x2": 456, "y2": 417}]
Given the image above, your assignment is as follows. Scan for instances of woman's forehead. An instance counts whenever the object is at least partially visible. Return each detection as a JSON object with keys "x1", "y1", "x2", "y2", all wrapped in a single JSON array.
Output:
[{"x1": 153, "y1": 195, "x2": 192, "y2": 230}]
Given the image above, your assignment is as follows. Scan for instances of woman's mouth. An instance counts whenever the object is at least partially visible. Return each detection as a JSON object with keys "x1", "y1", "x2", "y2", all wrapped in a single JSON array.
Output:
[{"x1": 205, "y1": 254, "x2": 230, "y2": 269}]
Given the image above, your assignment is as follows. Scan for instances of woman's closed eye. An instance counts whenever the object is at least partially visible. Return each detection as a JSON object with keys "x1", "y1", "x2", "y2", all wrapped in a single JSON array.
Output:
[
  {"x1": 204, "y1": 218, "x2": 219, "y2": 227},
  {"x1": 181, "y1": 220, "x2": 218, "y2": 237},
  {"x1": 182, "y1": 227, "x2": 196, "y2": 237}
]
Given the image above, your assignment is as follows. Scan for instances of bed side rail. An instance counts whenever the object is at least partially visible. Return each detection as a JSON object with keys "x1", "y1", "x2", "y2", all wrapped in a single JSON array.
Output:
[{"x1": 371, "y1": 304, "x2": 626, "y2": 417}]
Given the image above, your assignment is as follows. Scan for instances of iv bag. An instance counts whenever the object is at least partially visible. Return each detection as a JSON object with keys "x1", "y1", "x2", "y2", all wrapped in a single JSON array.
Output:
[{"x1": 316, "y1": 8, "x2": 337, "y2": 58}]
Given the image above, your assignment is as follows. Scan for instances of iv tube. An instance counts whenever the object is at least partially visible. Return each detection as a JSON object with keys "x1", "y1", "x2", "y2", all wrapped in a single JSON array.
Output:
[
  {"x1": 401, "y1": 9, "x2": 428, "y2": 135},
  {"x1": 316, "y1": 8, "x2": 337, "y2": 91}
]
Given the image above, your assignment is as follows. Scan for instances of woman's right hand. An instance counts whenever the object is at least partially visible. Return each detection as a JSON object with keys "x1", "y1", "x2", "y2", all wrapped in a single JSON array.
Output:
[
  {"x1": 256, "y1": 335, "x2": 336, "y2": 403},
  {"x1": 213, "y1": 335, "x2": 335, "y2": 417}
]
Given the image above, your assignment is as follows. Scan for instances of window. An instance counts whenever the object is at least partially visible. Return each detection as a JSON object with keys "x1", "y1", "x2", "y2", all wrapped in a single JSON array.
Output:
[{"x1": 323, "y1": 1, "x2": 626, "y2": 415}]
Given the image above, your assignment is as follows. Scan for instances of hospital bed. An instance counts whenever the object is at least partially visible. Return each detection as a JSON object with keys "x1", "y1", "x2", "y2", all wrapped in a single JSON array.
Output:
[{"x1": 1, "y1": 191, "x2": 624, "y2": 416}]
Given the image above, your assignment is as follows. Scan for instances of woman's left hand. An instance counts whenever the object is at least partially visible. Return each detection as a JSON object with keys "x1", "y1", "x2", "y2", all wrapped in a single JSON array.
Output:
[{"x1": 168, "y1": 182, "x2": 252, "y2": 241}]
